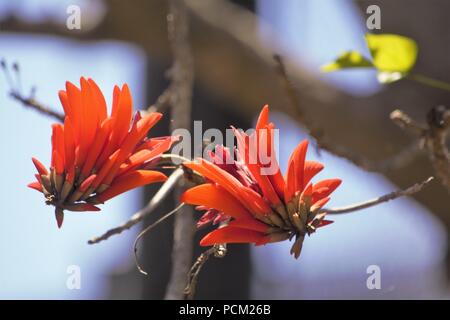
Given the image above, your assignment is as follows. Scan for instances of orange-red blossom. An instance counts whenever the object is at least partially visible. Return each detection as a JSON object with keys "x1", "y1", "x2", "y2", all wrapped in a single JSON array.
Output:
[
  {"x1": 181, "y1": 105, "x2": 341, "y2": 258},
  {"x1": 28, "y1": 78, "x2": 177, "y2": 228}
]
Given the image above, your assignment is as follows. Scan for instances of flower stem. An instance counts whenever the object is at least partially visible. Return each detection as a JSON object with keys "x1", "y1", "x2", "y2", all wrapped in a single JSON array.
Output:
[{"x1": 408, "y1": 73, "x2": 450, "y2": 92}]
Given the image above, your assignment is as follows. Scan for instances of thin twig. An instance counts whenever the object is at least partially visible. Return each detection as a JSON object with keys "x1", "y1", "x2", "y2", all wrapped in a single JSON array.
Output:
[
  {"x1": 273, "y1": 54, "x2": 304, "y2": 120},
  {"x1": 184, "y1": 244, "x2": 227, "y2": 300},
  {"x1": 390, "y1": 109, "x2": 427, "y2": 136},
  {"x1": 9, "y1": 91, "x2": 65, "y2": 122},
  {"x1": 164, "y1": 0, "x2": 196, "y2": 300},
  {"x1": 1, "y1": 60, "x2": 64, "y2": 122},
  {"x1": 134, "y1": 203, "x2": 185, "y2": 275},
  {"x1": 322, "y1": 176, "x2": 434, "y2": 214},
  {"x1": 87, "y1": 167, "x2": 185, "y2": 244}
]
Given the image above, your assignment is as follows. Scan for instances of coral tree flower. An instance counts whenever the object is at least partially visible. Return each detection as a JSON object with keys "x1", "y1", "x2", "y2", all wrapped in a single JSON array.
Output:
[
  {"x1": 181, "y1": 105, "x2": 342, "y2": 259},
  {"x1": 28, "y1": 78, "x2": 176, "y2": 228}
]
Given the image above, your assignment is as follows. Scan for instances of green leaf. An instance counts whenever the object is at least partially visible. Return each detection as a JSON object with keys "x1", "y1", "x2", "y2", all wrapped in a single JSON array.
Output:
[
  {"x1": 365, "y1": 33, "x2": 418, "y2": 74},
  {"x1": 321, "y1": 51, "x2": 373, "y2": 72}
]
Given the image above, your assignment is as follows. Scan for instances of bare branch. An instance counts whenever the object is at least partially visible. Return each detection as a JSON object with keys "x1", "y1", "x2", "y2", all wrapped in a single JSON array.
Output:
[
  {"x1": 273, "y1": 54, "x2": 304, "y2": 121},
  {"x1": 390, "y1": 109, "x2": 427, "y2": 136},
  {"x1": 2, "y1": 60, "x2": 64, "y2": 122},
  {"x1": 273, "y1": 55, "x2": 421, "y2": 172},
  {"x1": 164, "y1": 0, "x2": 196, "y2": 300},
  {"x1": 322, "y1": 177, "x2": 434, "y2": 215},
  {"x1": 184, "y1": 244, "x2": 227, "y2": 300},
  {"x1": 9, "y1": 91, "x2": 64, "y2": 122},
  {"x1": 87, "y1": 167, "x2": 185, "y2": 244}
]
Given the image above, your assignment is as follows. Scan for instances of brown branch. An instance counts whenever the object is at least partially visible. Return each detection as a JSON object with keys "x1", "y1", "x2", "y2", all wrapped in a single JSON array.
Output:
[
  {"x1": 9, "y1": 91, "x2": 64, "y2": 122},
  {"x1": 273, "y1": 54, "x2": 421, "y2": 172},
  {"x1": 184, "y1": 244, "x2": 227, "y2": 300},
  {"x1": 322, "y1": 176, "x2": 434, "y2": 214},
  {"x1": 391, "y1": 107, "x2": 450, "y2": 192},
  {"x1": 164, "y1": 0, "x2": 196, "y2": 300},
  {"x1": 2, "y1": 60, "x2": 64, "y2": 122},
  {"x1": 390, "y1": 109, "x2": 427, "y2": 136},
  {"x1": 87, "y1": 167, "x2": 185, "y2": 244}
]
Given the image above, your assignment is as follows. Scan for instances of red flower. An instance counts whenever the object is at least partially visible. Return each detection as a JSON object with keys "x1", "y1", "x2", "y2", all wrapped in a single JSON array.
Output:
[
  {"x1": 28, "y1": 78, "x2": 177, "y2": 228},
  {"x1": 181, "y1": 105, "x2": 341, "y2": 258}
]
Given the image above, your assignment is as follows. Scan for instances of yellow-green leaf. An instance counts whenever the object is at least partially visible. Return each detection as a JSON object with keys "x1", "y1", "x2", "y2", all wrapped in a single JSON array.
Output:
[
  {"x1": 321, "y1": 51, "x2": 373, "y2": 72},
  {"x1": 365, "y1": 33, "x2": 418, "y2": 73}
]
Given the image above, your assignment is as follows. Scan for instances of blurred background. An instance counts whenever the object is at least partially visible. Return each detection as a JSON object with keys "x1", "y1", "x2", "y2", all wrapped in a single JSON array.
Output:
[{"x1": 0, "y1": 0, "x2": 449, "y2": 299}]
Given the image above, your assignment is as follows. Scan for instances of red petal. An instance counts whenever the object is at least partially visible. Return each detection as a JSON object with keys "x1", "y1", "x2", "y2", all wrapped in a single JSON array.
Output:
[
  {"x1": 255, "y1": 104, "x2": 269, "y2": 131},
  {"x1": 285, "y1": 140, "x2": 308, "y2": 200},
  {"x1": 81, "y1": 117, "x2": 113, "y2": 178},
  {"x1": 199, "y1": 226, "x2": 267, "y2": 246},
  {"x1": 180, "y1": 183, "x2": 252, "y2": 220},
  {"x1": 31, "y1": 157, "x2": 48, "y2": 176},
  {"x1": 184, "y1": 159, "x2": 271, "y2": 216},
  {"x1": 91, "y1": 150, "x2": 120, "y2": 190},
  {"x1": 135, "y1": 135, "x2": 179, "y2": 153},
  {"x1": 88, "y1": 78, "x2": 107, "y2": 122},
  {"x1": 79, "y1": 77, "x2": 98, "y2": 163},
  {"x1": 312, "y1": 179, "x2": 342, "y2": 202},
  {"x1": 112, "y1": 83, "x2": 133, "y2": 147},
  {"x1": 234, "y1": 124, "x2": 284, "y2": 205},
  {"x1": 51, "y1": 124, "x2": 65, "y2": 170},
  {"x1": 55, "y1": 209, "x2": 64, "y2": 228},
  {"x1": 293, "y1": 140, "x2": 308, "y2": 191},
  {"x1": 79, "y1": 174, "x2": 97, "y2": 193},
  {"x1": 58, "y1": 90, "x2": 71, "y2": 118},
  {"x1": 95, "y1": 170, "x2": 167, "y2": 203},
  {"x1": 239, "y1": 126, "x2": 282, "y2": 207},
  {"x1": 65, "y1": 81, "x2": 82, "y2": 145},
  {"x1": 28, "y1": 181, "x2": 43, "y2": 193},
  {"x1": 64, "y1": 117, "x2": 76, "y2": 175},
  {"x1": 310, "y1": 196, "x2": 330, "y2": 212},
  {"x1": 318, "y1": 219, "x2": 334, "y2": 228},
  {"x1": 53, "y1": 150, "x2": 64, "y2": 175},
  {"x1": 284, "y1": 159, "x2": 296, "y2": 202},
  {"x1": 116, "y1": 135, "x2": 175, "y2": 177},
  {"x1": 227, "y1": 217, "x2": 269, "y2": 233},
  {"x1": 303, "y1": 161, "x2": 324, "y2": 187},
  {"x1": 300, "y1": 182, "x2": 313, "y2": 199},
  {"x1": 101, "y1": 112, "x2": 162, "y2": 186},
  {"x1": 111, "y1": 85, "x2": 121, "y2": 118},
  {"x1": 265, "y1": 125, "x2": 285, "y2": 198}
]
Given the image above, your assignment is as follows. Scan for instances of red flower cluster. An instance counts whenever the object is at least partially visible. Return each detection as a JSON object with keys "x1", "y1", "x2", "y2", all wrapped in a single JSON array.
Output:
[
  {"x1": 28, "y1": 78, "x2": 177, "y2": 227},
  {"x1": 181, "y1": 106, "x2": 341, "y2": 258}
]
